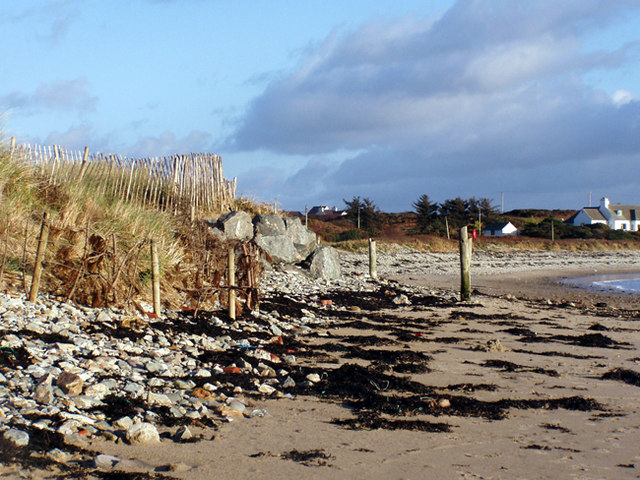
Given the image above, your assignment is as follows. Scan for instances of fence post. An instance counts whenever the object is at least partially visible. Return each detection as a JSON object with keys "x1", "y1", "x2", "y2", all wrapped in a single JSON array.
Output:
[
  {"x1": 228, "y1": 247, "x2": 236, "y2": 320},
  {"x1": 305, "y1": 205, "x2": 308, "y2": 228},
  {"x1": 459, "y1": 226, "x2": 472, "y2": 301},
  {"x1": 78, "y1": 146, "x2": 90, "y2": 181},
  {"x1": 369, "y1": 238, "x2": 378, "y2": 281},
  {"x1": 151, "y1": 240, "x2": 161, "y2": 315},
  {"x1": 9, "y1": 136, "x2": 16, "y2": 158},
  {"x1": 29, "y1": 213, "x2": 49, "y2": 303}
]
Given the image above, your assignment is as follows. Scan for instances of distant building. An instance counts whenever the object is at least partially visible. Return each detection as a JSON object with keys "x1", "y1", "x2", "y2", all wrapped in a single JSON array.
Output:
[
  {"x1": 566, "y1": 197, "x2": 640, "y2": 231},
  {"x1": 482, "y1": 221, "x2": 518, "y2": 236},
  {"x1": 308, "y1": 205, "x2": 346, "y2": 216}
]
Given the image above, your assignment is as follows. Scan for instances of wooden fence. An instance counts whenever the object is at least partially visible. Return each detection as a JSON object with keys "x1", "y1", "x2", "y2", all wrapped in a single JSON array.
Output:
[{"x1": 10, "y1": 141, "x2": 237, "y2": 215}]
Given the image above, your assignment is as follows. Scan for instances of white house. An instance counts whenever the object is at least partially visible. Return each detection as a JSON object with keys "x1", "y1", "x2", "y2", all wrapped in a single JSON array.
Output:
[
  {"x1": 567, "y1": 197, "x2": 640, "y2": 231},
  {"x1": 308, "y1": 205, "x2": 346, "y2": 216},
  {"x1": 482, "y1": 221, "x2": 518, "y2": 236}
]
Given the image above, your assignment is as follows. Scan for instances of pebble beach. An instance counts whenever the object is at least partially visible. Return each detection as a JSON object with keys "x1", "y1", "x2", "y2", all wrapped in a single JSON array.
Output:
[{"x1": 1, "y1": 248, "x2": 639, "y2": 479}]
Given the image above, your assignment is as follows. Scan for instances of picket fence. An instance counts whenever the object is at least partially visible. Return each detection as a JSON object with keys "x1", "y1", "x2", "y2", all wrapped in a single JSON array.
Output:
[{"x1": 10, "y1": 140, "x2": 237, "y2": 215}]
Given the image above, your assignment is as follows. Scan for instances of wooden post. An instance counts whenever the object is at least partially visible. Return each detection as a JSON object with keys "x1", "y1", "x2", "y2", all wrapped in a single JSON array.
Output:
[
  {"x1": 305, "y1": 205, "x2": 308, "y2": 228},
  {"x1": 228, "y1": 247, "x2": 236, "y2": 320},
  {"x1": 9, "y1": 136, "x2": 16, "y2": 158},
  {"x1": 551, "y1": 221, "x2": 555, "y2": 242},
  {"x1": 78, "y1": 146, "x2": 89, "y2": 181},
  {"x1": 445, "y1": 216, "x2": 450, "y2": 240},
  {"x1": 151, "y1": 240, "x2": 161, "y2": 316},
  {"x1": 190, "y1": 205, "x2": 195, "y2": 224},
  {"x1": 29, "y1": 213, "x2": 49, "y2": 303},
  {"x1": 459, "y1": 226, "x2": 472, "y2": 301},
  {"x1": 369, "y1": 238, "x2": 378, "y2": 281}
]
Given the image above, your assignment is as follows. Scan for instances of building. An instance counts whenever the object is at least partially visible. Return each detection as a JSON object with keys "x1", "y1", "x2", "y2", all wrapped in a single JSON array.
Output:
[
  {"x1": 308, "y1": 205, "x2": 346, "y2": 216},
  {"x1": 566, "y1": 197, "x2": 640, "y2": 231},
  {"x1": 482, "y1": 221, "x2": 518, "y2": 236}
]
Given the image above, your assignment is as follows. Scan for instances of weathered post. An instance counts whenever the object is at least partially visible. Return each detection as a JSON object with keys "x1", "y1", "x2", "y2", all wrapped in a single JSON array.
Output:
[
  {"x1": 305, "y1": 205, "x2": 308, "y2": 228},
  {"x1": 9, "y1": 136, "x2": 16, "y2": 158},
  {"x1": 29, "y1": 213, "x2": 49, "y2": 303},
  {"x1": 445, "y1": 216, "x2": 450, "y2": 240},
  {"x1": 369, "y1": 238, "x2": 378, "y2": 281},
  {"x1": 551, "y1": 221, "x2": 555, "y2": 242},
  {"x1": 150, "y1": 240, "x2": 161, "y2": 316},
  {"x1": 78, "y1": 146, "x2": 90, "y2": 181},
  {"x1": 459, "y1": 226, "x2": 472, "y2": 301},
  {"x1": 228, "y1": 247, "x2": 236, "y2": 320}
]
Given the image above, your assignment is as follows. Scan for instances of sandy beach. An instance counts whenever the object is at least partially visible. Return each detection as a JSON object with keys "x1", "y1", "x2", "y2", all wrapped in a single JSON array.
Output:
[{"x1": 2, "y1": 249, "x2": 640, "y2": 479}]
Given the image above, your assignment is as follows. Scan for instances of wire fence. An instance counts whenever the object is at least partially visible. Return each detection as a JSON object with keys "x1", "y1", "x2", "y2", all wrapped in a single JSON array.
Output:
[{"x1": 10, "y1": 141, "x2": 237, "y2": 215}]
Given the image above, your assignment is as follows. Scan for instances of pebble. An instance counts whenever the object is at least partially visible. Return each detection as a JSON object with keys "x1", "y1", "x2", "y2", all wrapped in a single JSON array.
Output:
[
  {"x1": 126, "y1": 422, "x2": 160, "y2": 445},
  {"x1": 3, "y1": 428, "x2": 29, "y2": 447}
]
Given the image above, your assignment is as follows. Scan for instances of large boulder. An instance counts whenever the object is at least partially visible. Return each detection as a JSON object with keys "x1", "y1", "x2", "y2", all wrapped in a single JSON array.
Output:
[
  {"x1": 254, "y1": 235, "x2": 301, "y2": 264},
  {"x1": 216, "y1": 211, "x2": 253, "y2": 240},
  {"x1": 284, "y1": 217, "x2": 317, "y2": 259},
  {"x1": 253, "y1": 214, "x2": 286, "y2": 237},
  {"x1": 308, "y1": 247, "x2": 341, "y2": 280}
]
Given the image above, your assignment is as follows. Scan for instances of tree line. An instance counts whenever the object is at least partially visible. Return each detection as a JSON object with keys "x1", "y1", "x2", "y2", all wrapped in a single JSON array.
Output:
[{"x1": 341, "y1": 194, "x2": 502, "y2": 237}]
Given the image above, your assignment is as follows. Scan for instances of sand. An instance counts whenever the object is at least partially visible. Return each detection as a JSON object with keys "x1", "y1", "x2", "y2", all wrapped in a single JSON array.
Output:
[{"x1": 6, "y1": 249, "x2": 640, "y2": 479}]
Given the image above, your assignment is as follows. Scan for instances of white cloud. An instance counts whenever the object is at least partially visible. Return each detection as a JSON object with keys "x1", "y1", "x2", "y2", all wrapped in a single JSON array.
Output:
[
  {"x1": 228, "y1": 0, "x2": 640, "y2": 210},
  {"x1": 0, "y1": 77, "x2": 98, "y2": 114},
  {"x1": 611, "y1": 89, "x2": 637, "y2": 106}
]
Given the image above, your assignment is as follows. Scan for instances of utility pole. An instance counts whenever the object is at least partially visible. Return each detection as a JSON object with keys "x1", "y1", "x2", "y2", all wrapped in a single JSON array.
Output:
[
  {"x1": 357, "y1": 205, "x2": 361, "y2": 229},
  {"x1": 589, "y1": 191, "x2": 592, "y2": 207},
  {"x1": 501, "y1": 192, "x2": 504, "y2": 214}
]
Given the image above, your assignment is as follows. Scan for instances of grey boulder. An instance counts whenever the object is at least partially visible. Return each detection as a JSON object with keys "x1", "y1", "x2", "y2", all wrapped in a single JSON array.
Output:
[{"x1": 308, "y1": 247, "x2": 341, "y2": 280}]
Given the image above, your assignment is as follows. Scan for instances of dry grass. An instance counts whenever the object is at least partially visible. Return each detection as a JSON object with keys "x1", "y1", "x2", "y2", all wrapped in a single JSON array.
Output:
[{"x1": 0, "y1": 138, "x2": 264, "y2": 313}]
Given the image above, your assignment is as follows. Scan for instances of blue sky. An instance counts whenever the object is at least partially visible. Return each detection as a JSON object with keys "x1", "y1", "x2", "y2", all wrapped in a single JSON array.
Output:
[{"x1": 2, "y1": 0, "x2": 640, "y2": 212}]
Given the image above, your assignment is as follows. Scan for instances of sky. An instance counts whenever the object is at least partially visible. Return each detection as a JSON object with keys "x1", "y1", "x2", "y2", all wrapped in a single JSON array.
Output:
[{"x1": 1, "y1": 0, "x2": 640, "y2": 213}]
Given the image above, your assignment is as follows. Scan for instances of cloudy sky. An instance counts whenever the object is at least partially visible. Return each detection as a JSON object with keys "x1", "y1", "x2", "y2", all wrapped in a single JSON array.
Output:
[{"x1": 1, "y1": 1, "x2": 639, "y2": 212}]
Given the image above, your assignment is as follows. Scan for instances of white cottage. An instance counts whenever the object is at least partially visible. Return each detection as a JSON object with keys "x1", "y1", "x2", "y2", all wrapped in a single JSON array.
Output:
[
  {"x1": 567, "y1": 197, "x2": 640, "y2": 231},
  {"x1": 482, "y1": 221, "x2": 518, "y2": 236}
]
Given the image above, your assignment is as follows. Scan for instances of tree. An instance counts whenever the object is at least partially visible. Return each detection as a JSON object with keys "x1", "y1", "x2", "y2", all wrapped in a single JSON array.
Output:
[
  {"x1": 343, "y1": 196, "x2": 383, "y2": 234},
  {"x1": 439, "y1": 197, "x2": 470, "y2": 231},
  {"x1": 413, "y1": 194, "x2": 440, "y2": 233}
]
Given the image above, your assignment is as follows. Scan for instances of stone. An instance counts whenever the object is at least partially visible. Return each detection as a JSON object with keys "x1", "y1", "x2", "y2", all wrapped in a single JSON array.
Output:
[
  {"x1": 284, "y1": 217, "x2": 317, "y2": 259},
  {"x1": 254, "y1": 235, "x2": 301, "y2": 264},
  {"x1": 392, "y1": 294, "x2": 411, "y2": 305},
  {"x1": 282, "y1": 376, "x2": 296, "y2": 389},
  {"x1": 34, "y1": 373, "x2": 54, "y2": 404},
  {"x1": 56, "y1": 371, "x2": 83, "y2": 396},
  {"x1": 308, "y1": 247, "x2": 341, "y2": 280},
  {"x1": 306, "y1": 373, "x2": 321, "y2": 383},
  {"x1": 258, "y1": 384, "x2": 276, "y2": 395},
  {"x1": 227, "y1": 399, "x2": 246, "y2": 414},
  {"x1": 253, "y1": 214, "x2": 286, "y2": 236},
  {"x1": 46, "y1": 448, "x2": 71, "y2": 463},
  {"x1": 3, "y1": 428, "x2": 29, "y2": 447},
  {"x1": 173, "y1": 425, "x2": 193, "y2": 442},
  {"x1": 113, "y1": 416, "x2": 134, "y2": 431},
  {"x1": 216, "y1": 211, "x2": 253, "y2": 240},
  {"x1": 95, "y1": 454, "x2": 121, "y2": 470},
  {"x1": 126, "y1": 422, "x2": 160, "y2": 445}
]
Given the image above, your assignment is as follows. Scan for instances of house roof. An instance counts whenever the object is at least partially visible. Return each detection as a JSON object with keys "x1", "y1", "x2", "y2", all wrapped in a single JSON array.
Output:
[
  {"x1": 608, "y1": 204, "x2": 639, "y2": 221},
  {"x1": 583, "y1": 207, "x2": 606, "y2": 221},
  {"x1": 483, "y1": 221, "x2": 514, "y2": 231}
]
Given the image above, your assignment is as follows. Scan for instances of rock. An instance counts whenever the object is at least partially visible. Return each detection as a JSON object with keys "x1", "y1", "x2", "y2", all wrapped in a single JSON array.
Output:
[
  {"x1": 173, "y1": 425, "x2": 193, "y2": 442},
  {"x1": 126, "y1": 422, "x2": 160, "y2": 445},
  {"x1": 95, "y1": 454, "x2": 121, "y2": 470},
  {"x1": 306, "y1": 373, "x2": 321, "y2": 383},
  {"x1": 254, "y1": 235, "x2": 301, "y2": 264},
  {"x1": 282, "y1": 376, "x2": 296, "y2": 389},
  {"x1": 284, "y1": 217, "x2": 317, "y2": 258},
  {"x1": 46, "y1": 448, "x2": 71, "y2": 463},
  {"x1": 253, "y1": 214, "x2": 286, "y2": 236},
  {"x1": 308, "y1": 247, "x2": 341, "y2": 280},
  {"x1": 438, "y1": 398, "x2": 451, "y2": 408},
  {"x1": 113, "y1": 416, "x2": 134, "y2": 431},
  {"x1": 34, "y1": 373, "x2": 54, "y2": 404},
  {"x1": 228, "y1": 399, "x2": 247, "y2": 414},
  {"x1": 392, "y1": 294, "x2": 411, "y2": 305},
  {"x1": 3, "y1": 428, "x2": 29, "y2": 447},
  {"x1": 56, "y1": 371, "x2": 83, "y2": 396},
  {"x1": 258, "y1": 384, "x2": 276, "y2": 395},
  {"x1": 216, "y1": 211, "x2": 253, "y2": 240}
]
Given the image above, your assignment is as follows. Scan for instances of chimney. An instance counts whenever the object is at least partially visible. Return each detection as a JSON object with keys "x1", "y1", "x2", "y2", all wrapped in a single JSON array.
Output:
[{"x1": 600, "y1": 197, "x2": 610, "y2": 210}]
